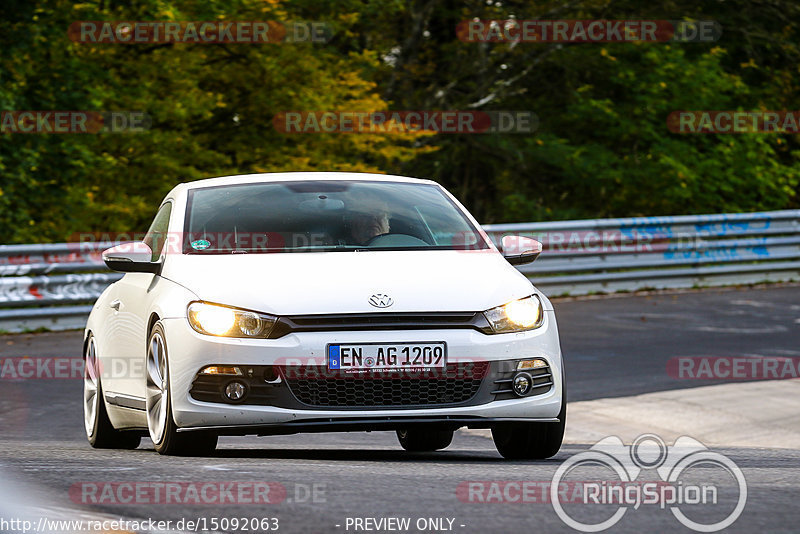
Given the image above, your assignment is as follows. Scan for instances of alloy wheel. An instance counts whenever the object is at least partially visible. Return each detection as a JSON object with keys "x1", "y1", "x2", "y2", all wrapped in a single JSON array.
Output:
[
  {"x1": 146, "y1": 331, "x2": 169, "y2": 444},
  {"x1": 83, "y1": 337, "x2": 99, "y2": 437}
]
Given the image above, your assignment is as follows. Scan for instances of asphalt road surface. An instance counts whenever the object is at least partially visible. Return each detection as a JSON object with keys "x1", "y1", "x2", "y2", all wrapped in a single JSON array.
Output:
[{"x1": 1, "y1": 285, "x2": 798, "y2": 533}]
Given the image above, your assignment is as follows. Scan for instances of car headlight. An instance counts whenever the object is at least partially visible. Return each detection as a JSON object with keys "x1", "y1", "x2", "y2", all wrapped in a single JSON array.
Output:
[
  {"x1": 187, "y1": 302, "x2": 277, "y2": 338},
  {"x1": 483, "y1": 295, "x2": 544, "y2": 333}
]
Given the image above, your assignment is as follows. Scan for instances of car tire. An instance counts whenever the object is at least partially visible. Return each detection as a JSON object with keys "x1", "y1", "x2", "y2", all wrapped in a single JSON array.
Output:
[
  {"x1": 396, "y1": 428, "x2": 454, "y2": 452},
  {"x1": 491, "y1": 394, "x2": 566, "y2": 460},
  {"x1": 146, "y1": 322, "x2": 218, "y2": 456},
  {"x1": 84, "y1": 335, "x2": 141, "y2": 449}
]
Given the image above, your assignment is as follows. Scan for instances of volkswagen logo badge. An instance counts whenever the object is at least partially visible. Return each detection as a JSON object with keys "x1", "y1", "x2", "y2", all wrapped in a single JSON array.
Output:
[{"x1": 368, "y1": 293, "x2": 394, "y2": 308}]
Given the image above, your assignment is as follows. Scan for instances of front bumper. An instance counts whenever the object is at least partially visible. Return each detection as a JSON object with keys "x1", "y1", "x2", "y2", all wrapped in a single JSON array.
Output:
[{"x1": 161, "y1": 310, "x2": 563, "y2": 432}]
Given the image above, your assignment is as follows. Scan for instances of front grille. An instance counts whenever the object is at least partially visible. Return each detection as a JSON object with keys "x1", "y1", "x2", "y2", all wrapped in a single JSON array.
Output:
[
  {"x1": 282, "y1": 362, "x2": 489, "y2": 408},
  {"x1": 268, "y1": 312, "x2": 493, "y2": 338}
]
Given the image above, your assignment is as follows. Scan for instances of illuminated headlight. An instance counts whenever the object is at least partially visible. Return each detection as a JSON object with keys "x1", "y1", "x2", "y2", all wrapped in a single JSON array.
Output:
[
  {"x1": 483, "y1": 295, "x2": 544, "y2": 333},
  {"x1": 187, "y1": 302, "x2": 277, "y2": 338}
]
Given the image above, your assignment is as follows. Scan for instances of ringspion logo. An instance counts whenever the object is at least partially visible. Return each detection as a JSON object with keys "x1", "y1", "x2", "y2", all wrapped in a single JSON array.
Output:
[{"x1": 551, "y1": 434, "x2": 746, "y2": 532}]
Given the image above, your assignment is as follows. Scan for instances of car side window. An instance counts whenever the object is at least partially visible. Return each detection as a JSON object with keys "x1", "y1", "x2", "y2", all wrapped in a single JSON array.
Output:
[{"x1": 143, "y1": 202, "x2": 172, "y2": 261}]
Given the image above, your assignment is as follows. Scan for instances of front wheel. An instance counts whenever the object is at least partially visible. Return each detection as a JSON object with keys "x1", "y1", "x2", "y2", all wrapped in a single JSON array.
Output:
[
  {"x1": 396, "y1": 428, "x2": 454, "y2": 452},
  {"x1": 146, "y1": 322, "x2": 217, "y2": 456},
  {"x1": 84, "y1": 335, "x2": 141, "y2": 449},
  {"x1": 492, "y1": 398, "x2": 566, "y2": 460}
]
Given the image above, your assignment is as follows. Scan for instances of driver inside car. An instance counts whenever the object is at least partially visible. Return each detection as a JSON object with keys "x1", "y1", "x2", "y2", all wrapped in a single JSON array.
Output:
[{"x1": 347, "y1": 198, "x2": 390, "y2": 245}]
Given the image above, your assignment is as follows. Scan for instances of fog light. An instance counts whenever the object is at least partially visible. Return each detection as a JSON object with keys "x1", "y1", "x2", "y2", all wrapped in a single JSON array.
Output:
[
  {"x1": 513, "y1": 372, "x2": 532, "y2": 396},
  {"x1": 224, "y1": 381, "x2": 247, "y2": 402},
  {"x1": 517, "y1": 358, "x2": 548, "y2": 370}
]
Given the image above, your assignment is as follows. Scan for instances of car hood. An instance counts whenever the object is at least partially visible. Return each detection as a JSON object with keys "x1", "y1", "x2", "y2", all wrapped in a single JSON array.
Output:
[{"x1": 162, "y1": 250, "x2": 543, "y2": 315}]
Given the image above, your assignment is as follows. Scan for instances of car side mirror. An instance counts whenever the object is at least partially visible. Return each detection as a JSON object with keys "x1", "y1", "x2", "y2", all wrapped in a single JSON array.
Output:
[
  {"x1": 102, "y1": 242, "x2": 160, "y2": 273},
  {"x1": 501, "y1": 235, "x2": 542, "y2": 265}
]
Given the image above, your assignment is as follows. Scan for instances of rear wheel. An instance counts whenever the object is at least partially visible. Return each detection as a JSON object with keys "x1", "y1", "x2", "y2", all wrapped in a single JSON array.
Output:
[
  {"x1": 84, "y1": 335, "x2": 141, "y2": 449},
  {"x1": 147, "y1": 322, "x2": 217, "y2": 456},
  {"x1": 396, "y1": 428, "x2": 453, "y2": 452},
  {"x1": 491, "y1": 397, "x2": 566, "y2": 460}
]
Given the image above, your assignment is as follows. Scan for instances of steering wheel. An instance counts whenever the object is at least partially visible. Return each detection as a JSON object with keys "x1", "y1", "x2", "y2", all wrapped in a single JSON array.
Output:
[{"x1": 364, "y1": 233, "x2": 430, "y2": 247}]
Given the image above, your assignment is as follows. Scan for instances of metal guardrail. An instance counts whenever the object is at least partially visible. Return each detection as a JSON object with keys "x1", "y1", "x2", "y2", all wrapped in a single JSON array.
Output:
[
  {"x1": 0, "y1": 242, "x2": 121, "y2": 331},
  {"x1": 483, "y1": 209, "x2": 800, "y2": 295},
  {"x1": 1, "y1": 210, "x2": 798, "y2": 332}
]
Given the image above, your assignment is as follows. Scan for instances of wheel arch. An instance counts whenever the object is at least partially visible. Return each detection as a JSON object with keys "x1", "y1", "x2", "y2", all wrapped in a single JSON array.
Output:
[
  {"x1": 83, "y1": 330, "x2": 92, "y2": 359},
  {"x1": 147, "y1": 312, "x2": 161, "y2": 339}
]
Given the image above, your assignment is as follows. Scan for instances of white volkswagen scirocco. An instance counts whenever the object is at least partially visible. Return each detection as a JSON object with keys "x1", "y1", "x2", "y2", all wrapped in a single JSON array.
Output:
[{"x1": 84, "y1": 172, "x2": 565, "y2": 457}]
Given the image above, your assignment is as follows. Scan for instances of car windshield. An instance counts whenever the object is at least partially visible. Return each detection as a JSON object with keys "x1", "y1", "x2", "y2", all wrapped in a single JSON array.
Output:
[{"x1": 183, "y1": 180, "x2": 489, "y2": 253}]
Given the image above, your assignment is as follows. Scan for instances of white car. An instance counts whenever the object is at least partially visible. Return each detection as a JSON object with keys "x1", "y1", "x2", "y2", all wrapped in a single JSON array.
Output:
[{"x1": 83, "y1": 172, "x2": 565, "y2": 458}]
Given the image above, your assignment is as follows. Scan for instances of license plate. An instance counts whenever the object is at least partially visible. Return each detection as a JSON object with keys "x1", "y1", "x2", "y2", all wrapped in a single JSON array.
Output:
[{"x1": 327, "y1": 342, "x2": 447, "y2": 370}]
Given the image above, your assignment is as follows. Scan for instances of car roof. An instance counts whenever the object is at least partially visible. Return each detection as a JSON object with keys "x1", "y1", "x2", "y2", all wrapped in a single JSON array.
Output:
[{"x1": 171, "y1": 172, "x2": 437, "y2": 196}]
